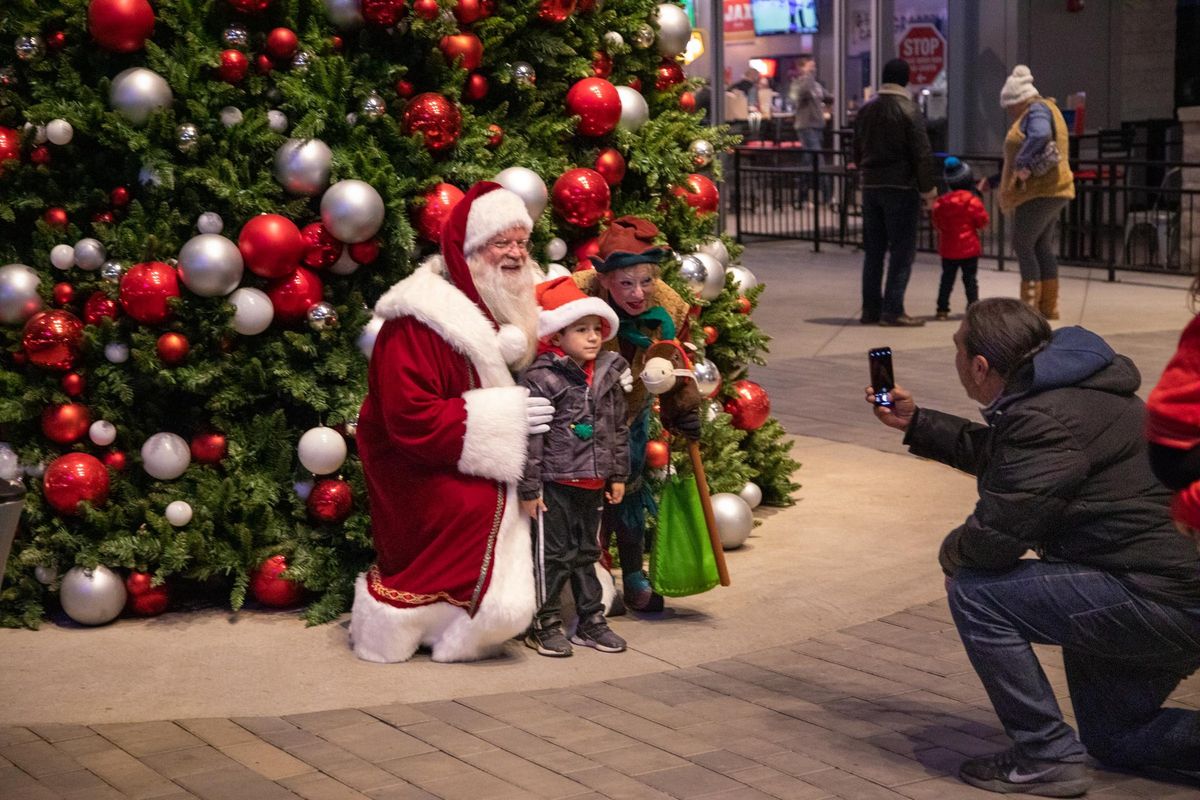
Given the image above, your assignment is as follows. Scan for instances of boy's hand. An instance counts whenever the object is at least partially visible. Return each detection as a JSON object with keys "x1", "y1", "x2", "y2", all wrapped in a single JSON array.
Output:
[
  {"x1": 520, "y1": 497, "x2": 546, "y2": 518},
  {"x1": 606, "y1": 482, "x2": 625, "y2": 504},
  {"x1": 864, "y1": 383, "x2": 917, "y2": 431}
]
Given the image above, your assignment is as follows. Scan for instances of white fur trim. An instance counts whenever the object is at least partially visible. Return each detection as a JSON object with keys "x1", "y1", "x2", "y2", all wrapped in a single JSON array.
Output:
[
  {"x1": 459, "y1": 386, "x2": 529, "y2": 483},
  {"x1": 463, "y1": 189, "x2": 533, "y2": 256},
  {"x1": 373, "y1": 260, "x2": 514, "y2": 389},
  {"x1": 349, "y1": 485, "x2": 536, "y2": 663},
  {"x1": 497, "y1": 324, "x2": 530, "y2": 367},
  {"x1": 1000, "y1": 65, "x2": 1038, "y2": 108},
  {"x1": 537, "y1": 297, "x2": 619, "y2": 342}
]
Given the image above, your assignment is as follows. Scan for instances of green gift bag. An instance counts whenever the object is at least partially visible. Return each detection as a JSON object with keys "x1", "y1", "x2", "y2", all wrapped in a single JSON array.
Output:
[{"x1": 649, "y1": 474, "x2": 720, "y2": 597}]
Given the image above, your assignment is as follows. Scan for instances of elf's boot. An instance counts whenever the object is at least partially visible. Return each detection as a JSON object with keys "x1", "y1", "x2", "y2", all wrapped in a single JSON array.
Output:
[
  {"x1": 1039, "y1": 278, "x2": 1060, "y2": 320},
  {"x1": 1020, "y1": 279, "x2": 1041, "y2": 310}
]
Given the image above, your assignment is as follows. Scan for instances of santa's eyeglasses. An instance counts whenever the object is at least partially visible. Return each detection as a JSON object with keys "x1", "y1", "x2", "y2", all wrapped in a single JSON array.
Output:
[{"x1": 486, "y1": 238, "x2": 531, "y2": 253}]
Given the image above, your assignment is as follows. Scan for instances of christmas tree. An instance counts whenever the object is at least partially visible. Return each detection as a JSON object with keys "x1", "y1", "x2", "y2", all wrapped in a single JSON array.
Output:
[{"x1": 0, "y1": 0, "x2": 798, "y2": 628}]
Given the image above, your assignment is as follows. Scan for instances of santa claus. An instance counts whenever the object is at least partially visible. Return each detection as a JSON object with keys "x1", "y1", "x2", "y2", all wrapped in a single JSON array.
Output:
[{"x1": 350, "y1": 182, "x2": 552, "y2": 663}]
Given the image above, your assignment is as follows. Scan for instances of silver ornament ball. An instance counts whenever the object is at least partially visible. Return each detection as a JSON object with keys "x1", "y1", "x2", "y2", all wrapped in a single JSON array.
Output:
[
  {"x1": 360, "y1": 93, "x2": 387, "y2": 119},
  {"x1": 178, "y1": 234, "x2": 244, "y2": 297},
  {"x1": 99, "y1": 260, "x2": 125, "y2": 285},
  {"x1": 692, "y1": 357, "x2": 722, "y2": 398},
  {"x1": 0, "y1": 264, "x2": 43, "y2": 325},
  {"x1": 306, "y1": 302, "x2": 339, "y2": 331},
  {"x1": 616, "y1": 85, "x2": 649, "y2": 131},
  {"x1": 328, "y1": 248, "x2": 360, "y2": 276},
  {"x1": 320, "y1": 179, "x2": 385, "y2": 243},
  {"x1": 45, "y1": 119, "x2": 73, "y2": 146},
  {"x1": 695, "y1": 252, "x2": 726, "y2": 300},
  {"x1": 229, "y1": 287, "x2": 274, "y2": 335},
  {"x1": 711, "y1": 492, "x2": 753, "y2": 550},
  {"x1": 545, "y1": 237, "x2": 568, "y2": 262},
  {"x1": 219, "y1": 106, "x2": 244, "y2": 128},
  {"x1": 60, "y1": 565, "x2": 126, "y2": 626},
  {"x1": 34, "y1": 564, "x2": 57, "y2": 585},
  {"x1": 110, "y1": 68, "x2": 173, "y2": 127},
  {"x1": 105, "y1": 342, "x2": 130, "y2": 363},
  {"x1": 603, "y1": 31, "x2": 624, "y2": 50},
  {"x1": 291, "y1": 51, "x2": 313, "y2": 71},
  {"x1": 267, "y1": 109, "x2": 289, "y2": 133},
  {"x1": 655, "y1": 3, "x2": 692, "y2": 57},
  {"x1": 738, "y1": 481, "x2": 763, "y2": 510},
  {"x1": 727, "y1": 264, "x2": 758, "y2": 293},
  {"x1": 494, "y1": 167, "x2": 548, "y2": 219},
  {"x1": 196, "y1": 212, "x2": 224, "y2": 234},
  {"x1": 512, "y1": 62, "x2": 536, "y2": 86},
  {"x1": 697, "y1": 238, "x2": 731, "y2": 267},
  {"x1": 274, "y1": 138, "x2": 332, "y2": 197},
  {"x1": 15, "y1": 34, "x2": 45, "y2": 62},
  {"x1": 689, "y1": 139, "x2": 715, "y2": 168},
  {"x1": 678, "y1": 254, "x2": 708, "y2": 298},
  {"x1": 632, "y1": 24, "x2": 655, "y2": 49},
  {"x1": 138, "y1": 164, "x2": 163, "y2": 187},
  {"x1": 50, "y1": 245, "x2": 75, "y2": 271},
  {"x1": 176, "y1": 123, "x2": 200, "y2": 154},
  {"x1": 141, "y1": 432, "x2": 191, "y2": 481},
  {"x1": 74, "y1": 238, "x2": 106, "y2": 271},
  {"x1": 222, "y1": 26, "x2": 250, "y2": 48},
  {"x1": 325, "y1": 0, "x2": 365, "y2": 28}
]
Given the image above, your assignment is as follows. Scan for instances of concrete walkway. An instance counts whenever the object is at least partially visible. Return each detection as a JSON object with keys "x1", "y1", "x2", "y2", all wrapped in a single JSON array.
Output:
[{"x1": 3, "y1": 243, "x2": 1199, "y2": 799}]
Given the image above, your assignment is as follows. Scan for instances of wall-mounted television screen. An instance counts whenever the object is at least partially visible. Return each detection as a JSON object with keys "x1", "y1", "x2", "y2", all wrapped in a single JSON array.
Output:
[{"x1": 750, "y1": 0, "x2": 818, "y2": 36}]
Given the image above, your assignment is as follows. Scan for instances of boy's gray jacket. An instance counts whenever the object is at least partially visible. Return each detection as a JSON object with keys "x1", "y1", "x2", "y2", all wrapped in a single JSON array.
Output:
[{"x1": 518, "y1": 349, "x2": 631, "y2": 500}]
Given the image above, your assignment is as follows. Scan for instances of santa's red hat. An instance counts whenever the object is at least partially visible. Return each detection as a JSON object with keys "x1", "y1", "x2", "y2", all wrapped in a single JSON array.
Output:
[{"x1": 535, "y1": 276, "x2": 619, "y2": 342}]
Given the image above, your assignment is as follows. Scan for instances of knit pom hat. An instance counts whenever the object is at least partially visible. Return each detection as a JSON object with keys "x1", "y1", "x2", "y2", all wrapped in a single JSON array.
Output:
[
  {"x1": 943, "y1": 156, "x2": 974, "y2": 190},
  {"x1": 461, "y1": 187, "x2": 534, "y2": 256},
  {"x1": 1000, "y1": 65, "x2": 1039, "y2": 108},
  {"x1": 589, "y1": 215, "x2": 670, "y2": 273},
  {"x1": 535, "y1": 276, "x2": 619, "y2": 341}
]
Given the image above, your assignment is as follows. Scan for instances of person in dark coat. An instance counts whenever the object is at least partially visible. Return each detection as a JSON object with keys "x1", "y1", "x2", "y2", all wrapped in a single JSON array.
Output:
[{"x1": 867, "y1": 298, "x2": 1200, "y2": 796}]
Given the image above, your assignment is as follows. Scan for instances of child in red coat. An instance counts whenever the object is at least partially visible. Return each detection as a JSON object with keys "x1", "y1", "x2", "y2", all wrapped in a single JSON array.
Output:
[{"x1": 932, "y1": 157, "x2": 990, "y2": 320}]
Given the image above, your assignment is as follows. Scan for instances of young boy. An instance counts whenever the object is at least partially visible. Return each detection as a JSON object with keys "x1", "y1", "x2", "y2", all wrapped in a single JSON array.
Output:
[
  {"x1": 932, "y1": 156, "x2": 990, "y2": 320},
  {"x1": 519, "y1": 277, "x2": 631, "y2": 657}
]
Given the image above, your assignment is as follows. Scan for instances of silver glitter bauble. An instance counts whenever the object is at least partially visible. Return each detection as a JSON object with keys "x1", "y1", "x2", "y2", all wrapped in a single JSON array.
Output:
[
  {"x1": 655, "y1": 3, "x2": 692, "y2": 57},
  {"x1": 512, "y1": 62, "x2": 536, "y2": 86},
  {"x1": 360, "y1": 93, "x2": 387, "y2": 119},
  {"x1": 176, "y1": 123, "x2": 200, "y2": 153},
  {"x1": 50, "y1": 245, "x2": 75, "y2": 271},
  {"x1": 197, "y1": 212, "x2": 224, "y2": 235},
  {"x1": 494, "y1": 166, "x2": 548, "y2": 219},
  {"x1": 697, "y1": 238, "x2": 730, "y2": 267},
  {"x1": 616, "y1": 85, "x2": 649, "y2": 131},
  {"x1": 306, "y1": 302, "x2": 339, "y2": 331},
  {"x1": 178, "y1": 234, "x2": 244, "y2": 297},
  {"x1": 632, "y1": 24, "x2": 655, "y2": 49},
  {"x1": 692, "y1": 357, "x2": 722, "y2": 399},
  {"x1": 689, "y1": 139, "x2": 714, "y2": 168},
  {"x1": 45, "y1": 119, "x2": 73, "y2": 146},
  {"x1": 695, "y1": 252, "x2": 726, "y2": 300},
  {"x1": 138, "y1": 164, "x2": 163, "y2": 187},
  {"x1": 325, "y1": 0, "x2": 365, "y2": 29},
  {"x1": 291, "y1": 51, "x2": 313, "y2": 71},
  {"x1": 274, "y1": 138, "x2": 332, "y2": 196},
  {"x1": 219, "y1": 106, "x2": 244, "y2": 127},
  {"x1": 739, "y1": 481, "x2": 763, "y2": 510},
  {"x1": 73, "y1": 238, "x2": 106, "y2": 271},
  {"x1": 345, "y1": 112, "x2": 358, "y2": 126},
  {"x1": 0, "y1": 263, "x2": 42, "y2": 325},
  {"x1": 603, "y1": 31, "x2": 624, "y2": 50},
  {"x1": 545, "y1": 237, "x2": 568, "y2": 262},
  {"x1": 109, "y1": 68, "x2": 173, "y2": 127},
  {"x1": 99, "y1": 261, "x2": 125, "y2": 285},
  {"x1": 141, "y1": 432, "x2": 191, "y2": 480},
  {"x1": 104, "y1": 342, "x2": 129, "y2": 363},
  {"x1": 320, "y1": 179, "x2": 385, "y2": 243},
  {"x1": 60, "y1": 565, "x2": 126, "y2": 626},
  {"x1": 727, "y1": 264, "x2": 758, "y2": 293},
  {"x1": 15, "y1": 35, "x2": 45, "y2": 62},
  {"x1": 678, "y1": 254, "x2": 708, "y2": 298},
  {"x1": 711, "y1": 492, "x2": 753, "y2": 550},
  {"x1": 222, "y1": 26, "x2": 250, "y2": 48},
  {"x1": 267, "y1": 109, "x2": 289, "y2": 133}
]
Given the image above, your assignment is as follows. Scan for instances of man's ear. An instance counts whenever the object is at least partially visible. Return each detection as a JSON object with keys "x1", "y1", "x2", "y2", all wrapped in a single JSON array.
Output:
[{"x1": 971, "y1": 354, "x2": 991, "y2": 386}]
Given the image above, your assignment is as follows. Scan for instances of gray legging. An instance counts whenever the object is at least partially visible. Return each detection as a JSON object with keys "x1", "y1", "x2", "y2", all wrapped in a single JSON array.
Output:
[{"x1": 1012, "y1": 196, "x2": 1070, "y2": 281}]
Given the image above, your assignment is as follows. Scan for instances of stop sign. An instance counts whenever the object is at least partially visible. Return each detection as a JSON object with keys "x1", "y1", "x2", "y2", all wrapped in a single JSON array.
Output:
[{"x1": 898, "y1": 24, "x2": 946, "y2": 86}]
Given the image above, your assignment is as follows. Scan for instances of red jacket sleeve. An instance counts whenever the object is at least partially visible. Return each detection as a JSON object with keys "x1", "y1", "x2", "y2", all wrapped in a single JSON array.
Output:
[{"x1": 970, "y1": 195, "x2": 990, "y2": 229}]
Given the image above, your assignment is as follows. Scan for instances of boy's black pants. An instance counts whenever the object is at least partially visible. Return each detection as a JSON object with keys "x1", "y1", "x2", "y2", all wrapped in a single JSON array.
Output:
[{"x1": 532, "y1": 482, "x2": 605, "y2": 630}]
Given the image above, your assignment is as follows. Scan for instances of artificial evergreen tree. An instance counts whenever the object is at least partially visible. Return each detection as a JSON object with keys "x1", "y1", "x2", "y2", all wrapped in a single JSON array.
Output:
[{"x1": 0, "y1": 0, "x2": 797, "y2": 628}]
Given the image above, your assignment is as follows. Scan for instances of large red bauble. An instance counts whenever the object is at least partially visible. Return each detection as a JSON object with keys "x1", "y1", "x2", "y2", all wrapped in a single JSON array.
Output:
[
  {"x1": 551, "y1": 168, "x2": 611, "y2": 227},
  {"x1": 87, "y1": 0, "x2": 154, "y2": 53},
  {"x1": 412, "y1": 0, "x2": 439, "y2": 19},
  {"x1": 300, "y1": 222, "x2": 343, "y2": 269},
  {"x1": 413, "y1": 183, "x2": 465, "y2": 243},
  {"x1": 22, "y1": 310, "x2": 84, "y2": 371},
  {"x1": 44, "y1": 207, "x2": 69, "y2": 228},
  {"x1": 250, "y1": 555, "x2": 305, "y2": 608},
  {"x1": 463, "y1": 72, "x2": 488, "y2": 102},
  {"x1": 83, "y1": 291, "x2": 120, "y2": 325},
  {"x1": 307, "y1": 479, "x2": 353, "y2": 523},
  {"x1": 594, "y1": 148, "x2": 626, "y2": 186},
  {"x1": 363, "y1": 0, "x2": 405, "y2": 26},
  {"x1": 680, "y1": 91, "x2": 697, "y2": 112},
  {"x1": 191, "y1": 432, "x2": 227, "y2": 464},
  {"x1": 439, "y1": 33, "x2": 483, "y2": 71},
  {"x1": 402, "y1": 93, "x2": 462, "y2": 153},
  {"x1": 453, "y1": 0, "x2": 490, "y2": 24},
  {"x1": 537, "y1": 0, "x2": 576, "y2": 23},
  {"x1": 217, "y1": 49, "x2": 249, "y2": 83},
  {"x1": 53, "y1": 283, "x2": 75, "y2": 308},
  {"x1": 645, "y1": 440, "x2": 670, "y2": 469},
  {"x1": 42, "y1": 403, "x2": 91, "y2": 444},
  {"x1": 119, "y1": 262, "x2": 180, "y2": 325},
  {"x1": 724, "y1": 380, "x2": 771, "y2": 431},
  {"x1": 156, "y1": 332, "x2": 189, "y2": 365},
  {"x1": 43, "y1": 453, "x2": 110, "y2": 515},
  {"x1": 265, "y1": 27, "x2": 298, "y2": 59},
  {"x1": 226, "y1": 0, "x2": 271, "y2": 11},
  {"x1": 238, "y1": 214, "x2": 304, "y2": 279},
  {"x1": 565, "y1": 78, "x2": 621, "y2": 137},
  {"x1": 349, "y1": 239, "x2": 380, "y2": 265},
  {"x1": 656, "y1": 59, "x2": 685, "y2": 91},
  {"x1": 573, "y1": 237, "x2": 599, "y2": 270},
  {"x1": 125, "y1": 572, "x2": 169, "y2": 616},
  {"x1": 675, "y1": 173, "x2": 720, "y2": 214},
  {"x1": 592, "y1": 51, "x2": 612, "y2": 78},
  {"x1": 267, "y1": 267, "x2": 323, "y2": 326},
  {"x1": 0, "y1": 127, "x2": 20, "y2": 176},
  {"x1": 102, "y1": 449, "x2": 127, "y2": 471}
]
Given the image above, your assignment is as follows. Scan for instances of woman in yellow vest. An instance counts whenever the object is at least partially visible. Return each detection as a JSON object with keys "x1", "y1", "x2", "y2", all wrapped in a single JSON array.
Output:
[{"x1": 999, "y1": 65, "x2": 1075, "y2": 320}]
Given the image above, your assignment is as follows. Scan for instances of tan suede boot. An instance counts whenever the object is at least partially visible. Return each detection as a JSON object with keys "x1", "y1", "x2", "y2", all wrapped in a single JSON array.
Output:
[
  {"x1": 1020, "y1": 279, "x2": 1041, "y2": 310},
  {"x1": 1039, "y1": 278, "x2": 1060, "y2": 320}
]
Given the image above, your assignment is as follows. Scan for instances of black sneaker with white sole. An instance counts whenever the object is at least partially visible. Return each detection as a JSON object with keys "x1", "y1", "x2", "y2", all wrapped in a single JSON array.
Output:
[
  {"x1": 525, "y1": 626, "x2": 573, "y2": 657},
  {"x1": 958, "y1": 748, "x2": 1090, "y2": 797},
  {"x1": 570, "y1": 620, "x2": 626, "y2": 653}
]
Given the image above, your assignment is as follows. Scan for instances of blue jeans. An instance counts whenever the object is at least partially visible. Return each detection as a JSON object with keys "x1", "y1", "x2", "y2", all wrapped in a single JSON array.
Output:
[
  {"x1": 798, "y1": 128, "x2": 830, "y2": 204},
  {"x1": 948, "y1": 560, "x2": 1200, "y2": 768},
  {"x1": 861, "y1": 188, "x2": 920, "y2": 320}
]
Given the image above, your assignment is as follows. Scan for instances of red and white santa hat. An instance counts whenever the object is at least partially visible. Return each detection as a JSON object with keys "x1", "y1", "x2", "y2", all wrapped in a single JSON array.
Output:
[
  {"x1": 535, "y1": 276, "x2": 619, "y2": 342},
  {"x1": 461, "y1": 187, "x2": 534, "y2": 256}
]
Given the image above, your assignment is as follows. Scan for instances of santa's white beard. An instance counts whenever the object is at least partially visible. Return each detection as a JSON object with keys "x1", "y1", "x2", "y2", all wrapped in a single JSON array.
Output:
[{"x1": 468, "y1": 253, "x2": 539, "y2": 370}]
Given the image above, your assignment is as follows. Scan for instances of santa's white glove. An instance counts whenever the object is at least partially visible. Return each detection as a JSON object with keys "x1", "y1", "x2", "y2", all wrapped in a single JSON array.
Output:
[
  {"x1": 619, "y1": 367, "x2": 634, "y2": 394},
  {"x1": 526, "y1": 396, "x2": 554, "y2": 435}
]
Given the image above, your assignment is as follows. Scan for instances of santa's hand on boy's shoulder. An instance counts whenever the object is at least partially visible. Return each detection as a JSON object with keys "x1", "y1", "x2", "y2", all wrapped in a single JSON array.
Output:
[{"x1": 619, "y1": 367, "x2": 634, "y2": 393}]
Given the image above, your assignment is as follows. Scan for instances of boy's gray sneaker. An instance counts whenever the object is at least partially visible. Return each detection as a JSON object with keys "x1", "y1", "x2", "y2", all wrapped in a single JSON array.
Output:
[
  {"x1": 525, "y1": 626, "x2": 573, "y2": 657},
  {"x1": 570, "y1": 619, "x2": 626, "y2": 653},
  {"x1": 959, "y1": 748, "x2": 1090, "y2": 797}
]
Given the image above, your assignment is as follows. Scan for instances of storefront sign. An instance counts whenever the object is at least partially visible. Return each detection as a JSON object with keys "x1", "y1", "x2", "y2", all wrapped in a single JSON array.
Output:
[
  {"x1": 723, "y1": 0, "x2": 754, "y2": 40},
  {"x1": 898, "y1": 24, "x2": 945, "y2": 86}
]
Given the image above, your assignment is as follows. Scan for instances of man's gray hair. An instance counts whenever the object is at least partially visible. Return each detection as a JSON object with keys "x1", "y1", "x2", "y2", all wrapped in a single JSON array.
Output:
[{"x1": 963, "y1": 298, "x2": 1052, "y2": 380}]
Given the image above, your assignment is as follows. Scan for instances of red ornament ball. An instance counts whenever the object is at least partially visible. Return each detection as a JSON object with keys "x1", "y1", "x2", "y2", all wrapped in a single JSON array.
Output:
[
  {"x1": 486, "y1": 124, "x2": 504, "y2": 147},
  {"x1": 349, "y1": 238, "x2": 381, "y2": 265},
  {"x1": 46, "y1": 31, "x2": 67, "y2": 51},
  {"x1": 414, "y1": 183, "x2": 465, "y2": 243},
  {"x1": 250, "y1": 554, "x2": 305, "y2": 608},
  {"x1": 265, "y1": 27, "x2": 298, "y2": 59},
  {"x1": 238, "y1": 214, "x2": 304, "y2": 279},
  {"x1": 363, "y1": 0, "x2": 405, "y2": 26},
  {"x1": 226, "y1": 0, "x2": 271, "y2": 12},
  {"x1": 463, "y1": 72, "x2": 489, "y2": 102},
  {"x1": 645, "y1": 439, "x2": 670, "y2": 469},
  {"x1": 53, "y1": 283, "x2": 75, "y2": 308},
  {"x1": 675, "y1": 173, "x2": 720, "y2": 214},
  {"x1": 61, "y1": 372, "x2": 85, "y2": 397},
  {"x1": 307, "y1": 479, "x2": 353, "y2": 523},
  {"x1": 102, "y1": 449, "x2": 127, "y2": 471},
  {"x1": 125, "y1": 571, "x2": 169, "y2": 616},
  {"x1": 453, "y1": 0, "x2": 490, "y2": 24},
  {"x1": 395, "y1": 79, "x2": 415, "y2": 98},
  {"x1": 30, "y1": 146, "x2": 52, "y2": 166},
  {"x1": 42, "y1": 402, "x2": 91, "y2": 444},
  {"x1": 439, "y1": 33, "x2": 483, "y2": 71},
  {"x1": 156, "y1": 332, "x2": 189, "y2": 365},
  {"x1": 551, "y1": 168, "x2": 611, "y2": 228},
  {"x1": 43, "y1": 207, "x2": 69, "y2": 228},
  {"x1": 256, "y1": 54, "x2": 274, "y2": 74},
  {"x1": 413, "y1": 0, "x2": 439, "y2": 19},
  {"x1": 656, "y1": 59, "x2": 685, "y2": 91},
  {"x1": 267, "y1": 267, "x2": 323, "y2": 326},
  {"x1": 573, "y1": 237, "x2": 599, "y2": 270},
  {"x1": 83, "y1": 291, "x2": 120, "y2": 325},
  {"x1": 735, "y1": 295, "x2": 752, "y2": 314},
  {"x1": 703, "y1": 325, "x2": 719, "y2": 345},
  {"x1": 43, "y1": 453, "x2": 110, "y2": 515},
  {"x1": 0, "y1": 127, "x2": 21, "y2": 176},
  {"x1": 680, "y1": 91, "x2": 697, "y2": 112},
  {"x1": 218, "y1": 49, "x2": 249, "y2": 83},
  {"x1": 591, "y1": 50, "x2": 613, "y2": 79},
  {"x1": 537, "y1": 0, "x2": 577, "y2": 23},
  {"x1": 191, "y1": 432, "x2": 228, "y2": 464},
  {"x1": 565, "y1": 77, "x2": 621, "y2": 137},
  {"x1": 119, "y1": 262, "x2": 180, "y2": 325},
  {"x1": 402, "y1": 93, "x2": 462, "y2": 153},
  {"x1": 330, "y1": 35, "x2": 344, "y2": 51},
  {"x1": 594, "y1": 147, "x2": 626, "y2": 186},
  {"x1": 300, "y1": 222, "x2": 343, "y2": 270},
  {"x1": 627, "y1": 76, "x2": 642, "y2": 92},
  {"x1": 92, "y1": 210, "x2": 114, "y2": 225},
  {"x1": 109, "y1": 186, "x2": 131, "y2": 207},
  {"x1": 22, "y1": 310, "x2": 84, "y2": 371},
  {"x1": 724, "y1": 380, "x2": 770, "y2": 431},
  {"x1": 87, "y1": 0, "x2": 155, "y2": 53}
]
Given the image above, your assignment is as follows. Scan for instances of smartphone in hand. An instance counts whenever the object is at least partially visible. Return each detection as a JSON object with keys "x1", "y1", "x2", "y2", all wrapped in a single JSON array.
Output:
[{"x1": 869, "y1": 347, "x2": 895, "y2": 407}]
